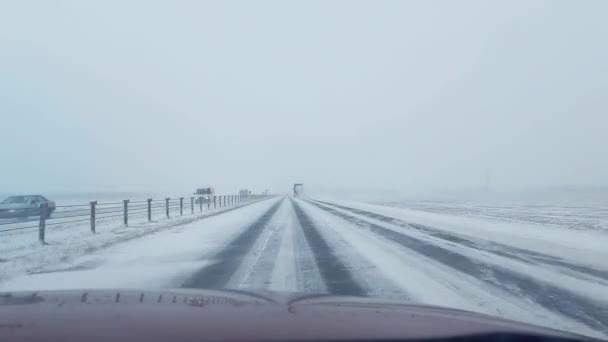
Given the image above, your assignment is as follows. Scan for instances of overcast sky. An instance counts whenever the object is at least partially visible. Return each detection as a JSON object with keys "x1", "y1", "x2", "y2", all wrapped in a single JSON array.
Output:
[{"x1": 1, "y1": 0, "x2": 607, "y2": 197}]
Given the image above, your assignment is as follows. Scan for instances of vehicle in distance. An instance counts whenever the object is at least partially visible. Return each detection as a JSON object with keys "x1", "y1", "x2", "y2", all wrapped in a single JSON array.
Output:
[
  {"x1": 0, "y1": 195, "x2": 55, "y2": 219},
  {"x1": 195, "y1": 187, "x2": 213, "y2": 204}
]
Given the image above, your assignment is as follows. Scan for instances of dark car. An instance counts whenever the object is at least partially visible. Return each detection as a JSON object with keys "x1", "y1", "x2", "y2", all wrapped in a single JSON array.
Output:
[{"x1": 0, "y1": 195, "x2": 56, "y2": 219}]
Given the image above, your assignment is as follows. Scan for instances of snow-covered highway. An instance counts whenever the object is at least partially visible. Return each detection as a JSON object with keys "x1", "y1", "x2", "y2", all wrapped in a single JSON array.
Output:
[{"x1": 1, "y1": 197, "x2": 607, "y2": 339}]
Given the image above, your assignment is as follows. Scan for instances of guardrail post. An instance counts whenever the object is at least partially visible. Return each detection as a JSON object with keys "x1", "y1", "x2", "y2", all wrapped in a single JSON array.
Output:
[
  {"x1": 213, "y1": 196, "x2": 216, "y2": 209},
  {"x1": 165, "y1": 198, "x2": 170, "y2": 218},
  {"x1": 179, "y1": 197, "x2": 184, "y2": 216},
  {"x1": 190, "y1": 197, "x2": 194, "y2": 214},
  {"x1": 39, "y1": 205, "x2": 47, "y2": 244},
  {"x1": 123, "y1": 200, "x2": 129, "y2": 226},
  {"x1": 147, "y1": 199, "x2": 152, "y2": 222},
  {"x1": 208, "y1": 196, "x2": 211, "y2": 210},
  {"x1": 199, "y1": 197, "x2": 203, "y2": 212},
  {"x1": 90, "y1": 201, "x2": 97, "y2": 233}
]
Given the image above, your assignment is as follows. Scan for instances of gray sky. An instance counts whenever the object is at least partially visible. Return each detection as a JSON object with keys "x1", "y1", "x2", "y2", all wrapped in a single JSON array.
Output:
[{"x1": 1, "y1": 0, "x2": 607, "y2": 197}]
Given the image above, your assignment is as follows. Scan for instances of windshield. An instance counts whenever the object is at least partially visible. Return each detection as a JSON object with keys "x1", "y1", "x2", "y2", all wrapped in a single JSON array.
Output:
[
  {"x1": 0, "y1": 1, "x2": 607, "y2": 341},
  {"x1": 1, "y1": 196, "x2": 26, "y2": 204}
]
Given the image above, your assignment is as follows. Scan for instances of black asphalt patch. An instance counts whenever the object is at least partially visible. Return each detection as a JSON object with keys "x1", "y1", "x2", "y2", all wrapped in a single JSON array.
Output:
[
  {"x1": 181, "y1": 199, "x2": 284, "y2": 289},
  {"x1": 291, "y1": 199, "x2": 366, "y2": 297}
]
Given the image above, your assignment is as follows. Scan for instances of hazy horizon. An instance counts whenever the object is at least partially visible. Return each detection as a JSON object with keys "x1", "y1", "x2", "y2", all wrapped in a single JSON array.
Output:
[{"x1": 2, "y1": 1, "x2": 607, "y2": 198}]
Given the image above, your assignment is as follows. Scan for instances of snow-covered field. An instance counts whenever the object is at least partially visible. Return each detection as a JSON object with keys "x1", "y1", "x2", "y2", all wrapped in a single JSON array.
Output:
[
  {"x1": 380, "y1": 200, "x2": 608, "y2": 231},
  {"x1": 0, "y1": 197, "x2": 607, "y2": 339},
  {"x1": 0, "y1": 196, "x2": 261, "y2": 283}
]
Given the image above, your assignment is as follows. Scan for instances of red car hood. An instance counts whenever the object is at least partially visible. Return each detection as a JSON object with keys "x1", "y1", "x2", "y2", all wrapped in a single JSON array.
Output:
[{"x1": 0, "y1": 289, "x2": 585, "y2": 341}]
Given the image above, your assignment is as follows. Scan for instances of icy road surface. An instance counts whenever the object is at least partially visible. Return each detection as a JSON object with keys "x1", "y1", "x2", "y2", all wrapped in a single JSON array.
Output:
[{"x1": 1, "y1": 197, "x2": 607, "y2": 339}]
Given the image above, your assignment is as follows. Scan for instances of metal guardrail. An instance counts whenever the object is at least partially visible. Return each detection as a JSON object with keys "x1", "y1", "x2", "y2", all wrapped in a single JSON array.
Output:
[{"x1": 0, "y1": 194, "x2": 270, "y2": 243}]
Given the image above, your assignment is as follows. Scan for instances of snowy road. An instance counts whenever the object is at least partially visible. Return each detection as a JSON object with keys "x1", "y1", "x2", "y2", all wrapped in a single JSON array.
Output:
[{"x1": 0, "y1": 197, "x2": 607, "y2": 338}]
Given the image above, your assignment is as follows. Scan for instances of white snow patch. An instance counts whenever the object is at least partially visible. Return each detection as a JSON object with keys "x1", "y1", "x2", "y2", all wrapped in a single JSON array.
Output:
[
  {"x1": 325, "y1": 200, "x2": 608, "y2": 272},
  {"x1": 298, "y1": 200, "x2": 602, "y2": 339},
  {"x1": 0, "y1": 198, "x2": 282, "y2": 291}
]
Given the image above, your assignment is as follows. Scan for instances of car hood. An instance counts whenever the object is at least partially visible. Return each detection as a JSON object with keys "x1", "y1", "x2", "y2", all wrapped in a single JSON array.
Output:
[{"x1": 0, "y1": 289, "x2": 587, "y2": 341}]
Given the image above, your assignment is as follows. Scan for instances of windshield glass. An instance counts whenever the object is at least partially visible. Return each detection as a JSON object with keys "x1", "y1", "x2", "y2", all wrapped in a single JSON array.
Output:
[
  {"x1": 0, "y1": 1, "x2": 607, "y2": 340},
  {"x1": 1, "y1": 196, "x2": 26, "y2": 204}
]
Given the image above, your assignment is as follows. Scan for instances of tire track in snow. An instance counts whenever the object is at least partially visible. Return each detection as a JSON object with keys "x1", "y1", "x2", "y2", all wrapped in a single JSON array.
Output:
[
  {"x1": 293, "y1": 200, "x2": 409, "y2": 299},
  {"x1": 230, "y1": 200, "x2": 290, "y2": 291},
  {"x1": 181, "y1": 199, "x2": 284, "y2": 289},
  {"x1": 267, "y1": 205, "x2": 300, "y2": 292},
  {"x1": 269, "y1": 200, "x2": 326, "y2": 293},
  {"x1": 308, "y1": 200, "x2": 608, "y2": 335},
  {"x1": 317, "y1": 201, "x2": 608, "y2": 282},
  {"x1": 291, "y1": 199, "x2": 366, "y2": 296}
]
